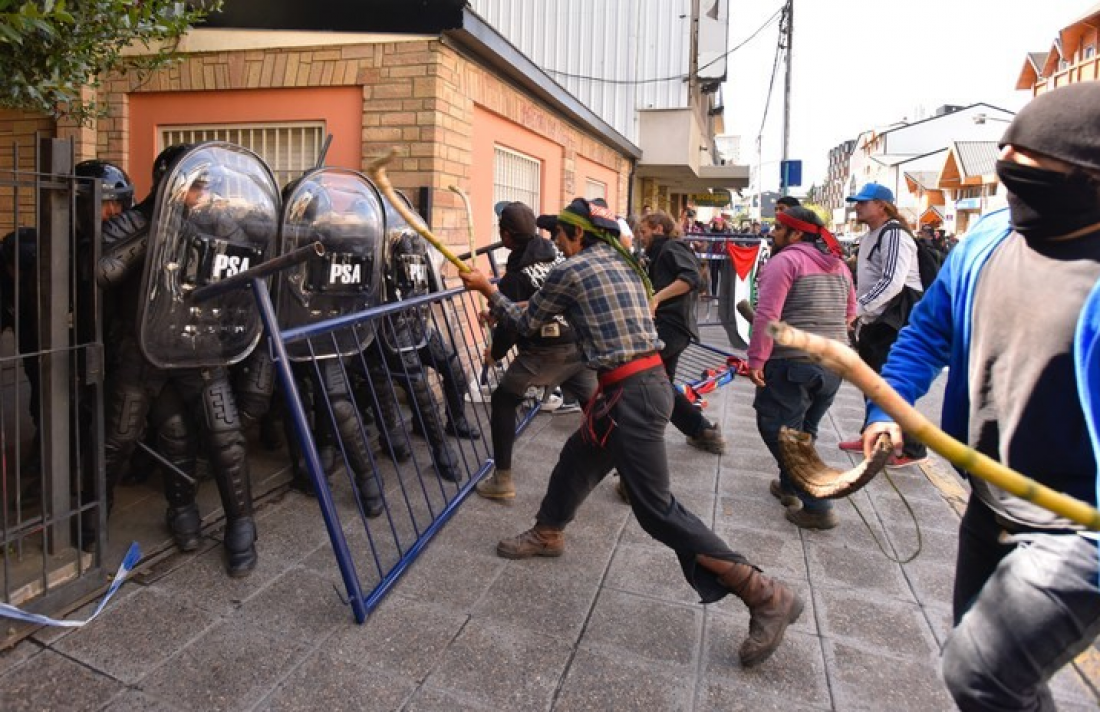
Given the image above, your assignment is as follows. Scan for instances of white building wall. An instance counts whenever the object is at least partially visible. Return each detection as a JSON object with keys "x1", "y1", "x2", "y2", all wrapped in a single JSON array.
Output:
[
  {"x1": 883, "y1": 106, "x2": 1014, "y2": 155},
  {"x1": 468, "y1": 0, "x2": 693, "y2": 144}
]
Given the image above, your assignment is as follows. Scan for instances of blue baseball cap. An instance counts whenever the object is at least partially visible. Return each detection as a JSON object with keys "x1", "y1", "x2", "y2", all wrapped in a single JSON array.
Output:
[{"x1": 846, "y1": 183, "x2": 894, "y2": 203}]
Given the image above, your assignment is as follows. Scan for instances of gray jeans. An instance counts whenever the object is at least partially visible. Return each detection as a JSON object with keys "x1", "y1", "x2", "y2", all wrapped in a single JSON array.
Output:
[{"x1": 943, "y1": 497, "x2": 1100, "y2": 711}]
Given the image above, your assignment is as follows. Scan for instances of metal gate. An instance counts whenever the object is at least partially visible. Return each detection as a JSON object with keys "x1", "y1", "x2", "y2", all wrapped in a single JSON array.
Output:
[{"x1": 1, "y1": 139, "x2": 107, "y2": 638}]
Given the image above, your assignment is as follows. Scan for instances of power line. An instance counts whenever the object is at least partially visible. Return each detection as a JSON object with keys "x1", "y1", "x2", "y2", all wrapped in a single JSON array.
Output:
[
  {"x1": 756, "y1": 2, "x2": 788, "y2": 138},
  {"x1": 542, "y1": 5, "x2": 784, "y2": 87}
]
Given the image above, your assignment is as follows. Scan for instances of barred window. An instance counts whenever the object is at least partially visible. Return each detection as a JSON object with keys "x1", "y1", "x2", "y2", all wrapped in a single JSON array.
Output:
[
  {"x1": 584, "y1": 178, "x2": 606, "y2": 203},
  {"x1": 492, "y1": 146, "x2": 541, "y2": 220},
  {"x1": 160, "y1": 122, "x2": 327, "y2": 187}
]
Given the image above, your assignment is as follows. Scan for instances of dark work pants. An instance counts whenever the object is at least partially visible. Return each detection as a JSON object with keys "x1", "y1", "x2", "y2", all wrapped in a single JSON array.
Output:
[
  {"x1": 535, "y1": 366, "x2": 749, "y2": 603},
  {"x1": 660, "y1": 330, "x2": 709, "y2": 439},
  {"x1": 753, "y1": 359, "x2": 840, "y2": 512},
  {"x1": 857, "y1": 321, "x2": 926, "y2": 459}
]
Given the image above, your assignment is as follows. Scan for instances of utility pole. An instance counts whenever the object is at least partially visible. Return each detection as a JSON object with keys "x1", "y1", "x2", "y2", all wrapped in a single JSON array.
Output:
[{"x1": 780, "y1": 0, "x2": 793, "y2": 197}]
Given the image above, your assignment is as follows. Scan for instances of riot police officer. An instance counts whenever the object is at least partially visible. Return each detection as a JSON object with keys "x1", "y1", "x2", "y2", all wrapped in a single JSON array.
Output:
[{"x1": 91, "y1": 143, "x2": 278, "y2": 577}]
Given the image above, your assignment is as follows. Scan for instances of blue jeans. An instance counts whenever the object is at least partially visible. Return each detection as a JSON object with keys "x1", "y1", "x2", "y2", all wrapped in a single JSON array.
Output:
[
  {"x1": 943, "y1": 497, "x2": 1100, "y2": 711},
  {"x1": 753, "y1": 359, "x2": 841, "y2": 513}
]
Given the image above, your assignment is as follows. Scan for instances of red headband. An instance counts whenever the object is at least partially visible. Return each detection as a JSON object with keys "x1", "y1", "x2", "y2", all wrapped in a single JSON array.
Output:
[{"x1": 775, "y1": 211, "x2": 842, "y2": 258}]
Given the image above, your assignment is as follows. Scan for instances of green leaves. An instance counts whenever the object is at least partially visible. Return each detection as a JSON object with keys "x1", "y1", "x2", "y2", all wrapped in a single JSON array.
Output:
[{"x1": 0, "y1": 0, "x2": 222, "y2": 122}]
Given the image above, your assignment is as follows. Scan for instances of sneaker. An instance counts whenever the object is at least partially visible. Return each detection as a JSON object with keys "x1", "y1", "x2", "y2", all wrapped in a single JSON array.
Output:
[
  {"x1": 497, "y1": 526, "x2": 564, "y2": 559},
  {"x1": 769, "y1": 480, "x2": 802, "y2": 509},
  {"x1": 539, "y1": 389, "x2": 564, "y2": 413},
  {"x1": 687, "y1": 424, "x2": 727, "y2": 454},
  {"x1": 887, "y1": 454, "x2": 928, "y2": 467},
  {"x1": 785, "y1": 507, "x2": 838, "y2": 530},
  {"x1": 554, "y1": 400, "x2": 583, "y2": 415},
  {"x1": 838, "y1": 438, "x2": 863, "y2": 452}
]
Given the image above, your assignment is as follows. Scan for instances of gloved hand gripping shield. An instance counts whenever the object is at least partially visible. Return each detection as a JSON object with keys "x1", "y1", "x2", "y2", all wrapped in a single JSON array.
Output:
[
  {"x1": 137, "y1": 142, "x2": 280, "y2": 369},
  {"x1": 276, "y1": 168, "x2": 385, "y2": 361},
  {"x1": 380, "y1": 192, "x2": 446, "y2": 357}
]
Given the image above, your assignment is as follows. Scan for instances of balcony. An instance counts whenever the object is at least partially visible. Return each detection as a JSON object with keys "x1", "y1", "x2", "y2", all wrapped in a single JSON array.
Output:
[
  {"x1": 635, "y1": 108, "x2": 749, "y2": 191},
  {"x1": 1035, "y1": 55, "x2": 1100, "y2": 93}
]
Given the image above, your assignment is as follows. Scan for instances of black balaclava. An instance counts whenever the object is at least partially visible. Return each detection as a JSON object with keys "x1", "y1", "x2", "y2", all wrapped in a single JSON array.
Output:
[{"x1": 996, "y1": 83, "x2": 1100, "y2": 240}]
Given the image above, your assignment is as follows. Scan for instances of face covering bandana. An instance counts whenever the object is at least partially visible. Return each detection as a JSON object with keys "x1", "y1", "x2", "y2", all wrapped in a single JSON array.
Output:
[{"x1": 995, "y1": 160, "x2": 1100, "y2": 239}]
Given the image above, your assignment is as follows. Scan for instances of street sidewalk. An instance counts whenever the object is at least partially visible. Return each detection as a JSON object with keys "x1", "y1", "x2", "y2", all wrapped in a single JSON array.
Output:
[{"x1": 2, "y1": 376, "x2": 1098, "y2": 711}]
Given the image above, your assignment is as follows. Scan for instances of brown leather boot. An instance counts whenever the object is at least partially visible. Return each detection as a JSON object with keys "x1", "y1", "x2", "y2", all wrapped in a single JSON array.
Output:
[
  {"x1": 497, "y1": 524, "x2": 564, "y2": 559},
  {"x1": 476, "y1": 469, "x2": 515, "y2": 500},
  {"x1": 698, "y1": 554, "x2": 804, "y2": 667}
]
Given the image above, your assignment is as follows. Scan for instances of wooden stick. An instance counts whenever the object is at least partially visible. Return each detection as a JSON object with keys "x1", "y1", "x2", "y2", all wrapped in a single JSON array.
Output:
[
  {"x1": 448, "y1": 184, "x2": 477, "y2": 271},
  {"x1": 367, "y1": 149, "x2": 470, "y2": 273},
  {"x1": 768, "y1": 321, "x2": 1100, "y2": 531}
]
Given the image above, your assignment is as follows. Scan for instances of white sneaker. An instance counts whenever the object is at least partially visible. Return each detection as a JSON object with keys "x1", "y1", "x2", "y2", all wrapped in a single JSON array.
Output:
[
  {"x1": 540, "y1": 390, "x2": 564, "y2": 412},
  {"x1": 554, "y1": 400, "x2": 583, "y2": 415}
]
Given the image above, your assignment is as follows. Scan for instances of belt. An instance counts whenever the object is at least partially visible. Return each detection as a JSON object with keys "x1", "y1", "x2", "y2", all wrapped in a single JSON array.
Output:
[{"x1": 597, "y1": 352, "x2": 662, "y2": 388}]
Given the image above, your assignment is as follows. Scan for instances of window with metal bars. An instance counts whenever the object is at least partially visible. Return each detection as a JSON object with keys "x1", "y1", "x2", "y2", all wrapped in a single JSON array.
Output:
[
  {"x1": 160, "y1": 122, "x2": 327, "y2": 188},
  {"x1": 492, "y1": 146, "x2": 540, "y2": 221},
  {"x1": 584, "y1": 178, "x2": 606, "y2": 203}
]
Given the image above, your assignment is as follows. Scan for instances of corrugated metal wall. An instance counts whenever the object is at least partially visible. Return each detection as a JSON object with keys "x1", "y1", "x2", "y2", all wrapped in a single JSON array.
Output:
[{"x1": 469, "y1": 0, "x2": 692, "y2": 144}]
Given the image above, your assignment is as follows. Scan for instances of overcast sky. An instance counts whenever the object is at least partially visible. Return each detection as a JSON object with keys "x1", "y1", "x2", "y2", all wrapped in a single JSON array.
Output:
[{"x1": 723, "y1": 0, "x2": 1084, "y2": 193}]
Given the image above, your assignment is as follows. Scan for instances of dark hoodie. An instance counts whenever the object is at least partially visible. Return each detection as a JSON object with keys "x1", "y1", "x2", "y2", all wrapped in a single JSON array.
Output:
[{"x1": 490, "y1": 234, "x2": 576, "y2": 360}]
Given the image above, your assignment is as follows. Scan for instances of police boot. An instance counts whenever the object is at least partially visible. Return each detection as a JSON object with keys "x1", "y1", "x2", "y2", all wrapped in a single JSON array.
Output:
[
  {"x1": 697, "y1": 555, "x2": 804, "y2": 667},
  {"x1": 356, "y1": 473, "x2": 385, "y2": 518},
  {"x1": 224, "y1": 517, "x2": 258, "y2": 577},
  {"x1": 166, "y1": 504, "x2": 202, "y2": 552},
  {"x1": 443, "y1": 381, "x2": 480, "y2": 439}
]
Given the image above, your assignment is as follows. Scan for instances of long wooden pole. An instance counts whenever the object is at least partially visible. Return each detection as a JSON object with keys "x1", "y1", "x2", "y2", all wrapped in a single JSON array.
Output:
[
  {"x1": 367, "y1": 149, "x2": 469, "y2": 273},
  {"x1": 768, "y1": 321, "x2": 1100, "y2": 530}
]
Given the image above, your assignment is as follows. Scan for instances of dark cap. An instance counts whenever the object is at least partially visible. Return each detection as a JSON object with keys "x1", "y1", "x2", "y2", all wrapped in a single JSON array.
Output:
[
  {"x1": 999, "y1": 83, "x2": 1100, "y2": 172},
  {"x1": 560, "y1": 197, "x2": 620, "y2": 236},
  {"x1": 494, "y1": 200, "x2": 537, "y2": 237},
  {"x1": 536, "y1": 214, "x2": 558, "y2": 233}
]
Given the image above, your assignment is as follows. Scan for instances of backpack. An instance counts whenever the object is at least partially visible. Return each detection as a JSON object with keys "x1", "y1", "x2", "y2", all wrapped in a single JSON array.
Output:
[
  {"x1": 870, "y1": 221, "x2": 942, "y2": 291},
  {"x1": 913, "y1": 236, "x2": 944, "y2": 290}
]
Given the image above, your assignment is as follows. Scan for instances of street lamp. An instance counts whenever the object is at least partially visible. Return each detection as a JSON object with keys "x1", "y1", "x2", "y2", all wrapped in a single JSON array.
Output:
[{"x1": 972, "y1": 113, "x2": 1012, "y2": 125}]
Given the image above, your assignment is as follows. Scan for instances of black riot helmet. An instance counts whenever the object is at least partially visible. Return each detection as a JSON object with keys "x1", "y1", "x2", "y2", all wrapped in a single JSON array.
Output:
[
  {"x1": 75, "y1": 160, "x2": 134, "y2": 209},
  {"x1": 151, "y1": 144, "x2": 194, "y2": 188}
]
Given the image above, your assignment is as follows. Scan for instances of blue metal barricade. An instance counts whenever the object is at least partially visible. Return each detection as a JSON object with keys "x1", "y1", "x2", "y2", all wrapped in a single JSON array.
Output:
[{"x1": 245, "y1": 263, "x2": 541, "y2": 623}]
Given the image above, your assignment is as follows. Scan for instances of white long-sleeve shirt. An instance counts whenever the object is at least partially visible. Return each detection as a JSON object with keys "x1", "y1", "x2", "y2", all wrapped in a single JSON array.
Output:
[{"x1": 855, "y1": 221, "x2": 923, "y2": 321}]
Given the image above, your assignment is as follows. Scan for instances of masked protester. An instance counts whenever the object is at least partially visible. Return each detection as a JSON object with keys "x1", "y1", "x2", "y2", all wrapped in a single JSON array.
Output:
[
  {"x1": 460, "y1": 197, "x2": 802, "y2": 669},
  {"x1": 858, "y1": 82, "x2": 1100, "y2": 711}
]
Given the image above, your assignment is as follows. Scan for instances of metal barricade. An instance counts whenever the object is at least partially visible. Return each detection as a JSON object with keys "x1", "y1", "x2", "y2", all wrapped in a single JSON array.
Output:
[{"x1": 245, "y1": 263, "x2": 530, "y2": 623}]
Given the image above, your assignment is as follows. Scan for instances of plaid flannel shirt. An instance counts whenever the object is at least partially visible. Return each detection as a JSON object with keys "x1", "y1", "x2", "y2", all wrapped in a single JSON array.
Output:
[{"x1": 489, "y1": 241, "x2": 661, "y2": 369}]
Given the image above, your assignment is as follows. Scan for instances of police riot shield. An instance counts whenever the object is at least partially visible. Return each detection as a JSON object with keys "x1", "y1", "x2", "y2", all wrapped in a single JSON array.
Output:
[
  {"x1": 380, "y1": 192, "x2": 444, "y2": 356},
  {"x1": 277, "y1": 168, "x2": 385, "y2": 361},
  {"x1": 137, "y1": 142, "x2": 280, "y2": 369}
]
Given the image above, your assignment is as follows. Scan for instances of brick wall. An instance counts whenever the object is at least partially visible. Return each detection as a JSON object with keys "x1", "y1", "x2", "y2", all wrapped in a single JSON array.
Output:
[{"x1": 0, "y1": 110, "x2": 56, "y2": 233}]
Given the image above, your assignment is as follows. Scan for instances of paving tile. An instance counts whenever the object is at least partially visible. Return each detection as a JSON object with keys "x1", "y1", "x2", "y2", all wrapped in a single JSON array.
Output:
[
  {"x1": 139, "y1": 620, "x2": 310, "y2": 712},
  {"x1": 323, "y1": 595, "x2": 466, "y2": 682},
  {"x1": 260, "y1": 649, "x2": 417, "y2": 712},
  {"x1": 699, "y1": 676, "x2": 832, "y2": 711},
  {"x1": 0, "y1": 648, "x2": 124, "y2": 712},
  {"x1": 887, "y1": 524, "x2": 959, "y2": 568},
  {"x1": 1051, "y1": 661, "x2": 1100, "y2": 709},
  {"x1": 471, "y1": 557, "x2": 601, "y2": 641},
  {"x1": 826, "y1": 640, "x2": 955, "y2": 711},
  {"x1": 230, "y1": 565, "x2": 351, "y2": 641},
  {"x1": 814, "y1": 588, "x2": 940, "y2": 661},
  {"x1": 805, "y1": 540, "x2": 915, "y2": 602},
  {"x1": 554, "y1": 647, "x2": 692, "y2": 711},
  {"x1": 712, "y1": 521, "x2": 809, "y2": 583},
  {"x1": 52, "y1": 586, "x2": 219, "y2": 684},
  {"x1": 103, "y1": 689, "x2": 185, "y2": 711},
  {"x1": 716, "y1": 493, "x2": 802, "y2": 536},
  {"x1": 403, "y1": 686, "x2": 498, "y2": 712},
  {"x1": 150, "y1": 541, "x2": 287, "y2": 616},
  {"x1": 900, "y1": 556, "x2": 957, "y2": 608},
  {"x1": 702, "y1": 609, "x2": 830, "y2": 707},
  {"x1": 392, "y1": 539, "x2": 506, "y2": 612},
  {"x1": 581, "y1": 589, "x2": 701, "y2": 669},
  {"x1": 0, "y1": 640, "x2": 39, "y2": 677},
  {"x1": 604, "y1": 541, "x2": 706, "y2": 606},
  {"x1": 425, "y1": 618, "x2": 573, "y2": 710}
]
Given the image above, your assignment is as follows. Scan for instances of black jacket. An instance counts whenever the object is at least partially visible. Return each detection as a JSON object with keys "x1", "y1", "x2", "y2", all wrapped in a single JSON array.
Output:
[
  {"x1": 646, "y1": 236, "x2": 701, "y2": 342},
  {"x1": 491, "y1": 235, "x2": 576, "y2": 360}
]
